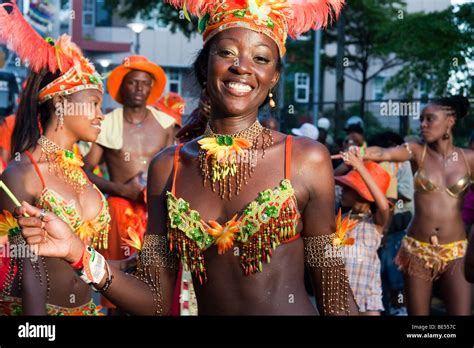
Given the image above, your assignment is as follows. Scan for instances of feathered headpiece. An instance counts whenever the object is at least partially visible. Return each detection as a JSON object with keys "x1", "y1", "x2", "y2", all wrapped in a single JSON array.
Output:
[
  {"x1": 166, "y1": 0, "x2": 345, "y2": 56},
  {"x1": 0, "y1": 0, "x2": 103, "y2": 104},
  {"x1": 154, "y1": 92, "x2": 186, "y2": 126}
]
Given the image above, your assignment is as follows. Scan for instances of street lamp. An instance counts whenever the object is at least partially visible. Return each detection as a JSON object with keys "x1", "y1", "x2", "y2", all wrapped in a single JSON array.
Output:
[
  {"x1": 97, "y1": 59, "x2": 111, "y2": 69},
  {"x1": 96, "y1": 58, "x2": 112, "y2": 75},
  {"x1": 127, "y1": 22, "x2": 146, "y2": 54}
]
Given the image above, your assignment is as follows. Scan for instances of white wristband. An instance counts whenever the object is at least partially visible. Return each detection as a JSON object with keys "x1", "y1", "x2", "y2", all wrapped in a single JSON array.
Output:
[{"x1": 77, "y1": 246, "x2": 106, "y2": 285}]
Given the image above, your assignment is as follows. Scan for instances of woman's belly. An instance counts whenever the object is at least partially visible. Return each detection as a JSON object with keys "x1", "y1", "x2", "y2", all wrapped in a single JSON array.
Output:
[
  {"x1": 408, "y1": 192, "x2": 466, "y2": 243},
  {"x1": 42, "y1": 257, "x2": 92, "y2": 307},
  {"x1": 191, "y1": 240, "x2": 318, "y2": 315}
]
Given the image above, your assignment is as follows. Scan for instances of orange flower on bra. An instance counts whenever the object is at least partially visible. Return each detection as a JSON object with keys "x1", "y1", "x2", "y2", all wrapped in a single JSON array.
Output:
[
  {"x1": 0, "y1": 210, "x2": 20, "y2": 237},
  {"x1": 207, "y1": 214, "x2": 240, "y2": 254}
]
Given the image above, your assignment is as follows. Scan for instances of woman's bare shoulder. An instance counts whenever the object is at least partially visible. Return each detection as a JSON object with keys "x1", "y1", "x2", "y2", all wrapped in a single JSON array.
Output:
[
  {"x1": 0, "y1": 155, "x2": 40, "y2": 208},
  {"x1": 291, "y1": 136, "x2": 331, "y2": 165}
]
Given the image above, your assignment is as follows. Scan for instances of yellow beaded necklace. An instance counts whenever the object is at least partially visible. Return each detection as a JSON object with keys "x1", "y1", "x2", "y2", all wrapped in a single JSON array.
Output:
[{"x1": 37, "y1": 136, "x2": 88, "y2": 193}]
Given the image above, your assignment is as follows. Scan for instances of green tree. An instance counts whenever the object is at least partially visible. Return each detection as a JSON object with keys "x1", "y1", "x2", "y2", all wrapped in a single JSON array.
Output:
[
  {"x1": 104, "y1": 0, "x2": 197, "y2": 37},
  {"x1": 324, "y1": 0, "x2": 407, "y2": 120},
  {"x1": 384, "y1": 3, "x2": 474, "y2": 97}
]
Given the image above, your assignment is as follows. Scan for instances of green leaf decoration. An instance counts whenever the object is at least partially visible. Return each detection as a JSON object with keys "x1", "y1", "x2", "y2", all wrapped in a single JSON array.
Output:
[{"x1": 198, "y1": 13, "x2": 210, "y2": 33}]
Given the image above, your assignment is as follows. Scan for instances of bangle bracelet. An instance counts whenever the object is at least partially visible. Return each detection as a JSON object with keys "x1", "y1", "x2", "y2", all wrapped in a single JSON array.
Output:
[{"x1": 70, "y1": 246, "x2": 85, "y2": 270}]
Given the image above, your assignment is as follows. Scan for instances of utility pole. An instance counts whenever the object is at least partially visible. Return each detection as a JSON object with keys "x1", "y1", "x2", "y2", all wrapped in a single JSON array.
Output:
[
  {"x1": 335, "y1": 11, "x2": 346, "y2": 134},
  {"x1": 312, "y1": 30, "x2": 322, "y2": 126}
]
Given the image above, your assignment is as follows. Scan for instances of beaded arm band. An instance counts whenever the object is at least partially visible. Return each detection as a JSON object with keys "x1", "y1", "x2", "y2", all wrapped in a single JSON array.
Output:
[
  {"x1": 134, "y1": 235, "x2": 179, "y2": 315},
  {"x1": 2, "y1": 234, "x2": 50, "y2": 301},
  {"x1": 303, "y1": 233, "x2": 352, "y2": 315}
]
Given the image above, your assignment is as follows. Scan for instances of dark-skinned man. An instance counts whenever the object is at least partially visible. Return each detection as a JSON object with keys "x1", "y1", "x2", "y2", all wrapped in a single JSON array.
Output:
[{"x1": 84, "y1": 55, "x2": 175, "y2": 269}]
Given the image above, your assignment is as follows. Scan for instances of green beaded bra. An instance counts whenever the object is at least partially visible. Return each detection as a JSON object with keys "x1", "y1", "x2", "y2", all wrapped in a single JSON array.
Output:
[{"x1": 167, "y1": 136, "x2": 301, "y2": 284}]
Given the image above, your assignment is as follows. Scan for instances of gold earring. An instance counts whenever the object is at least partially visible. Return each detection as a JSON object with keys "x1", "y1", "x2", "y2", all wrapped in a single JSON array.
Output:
[
  {"x1": 269, "y1": 90, "x2": 276, "y2": 109},
  {"x1": 56, "y1": 110, "x2": 64, "y2": 131}
]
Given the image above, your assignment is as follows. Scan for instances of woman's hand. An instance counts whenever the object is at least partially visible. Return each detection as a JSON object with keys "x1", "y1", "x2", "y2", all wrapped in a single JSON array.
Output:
[
  {"x1": 15, "y1": 201, "x2": 85, "y2": 264},
  {"x1": 340, "y1": 146, "x2": 364, "y2": 170}
]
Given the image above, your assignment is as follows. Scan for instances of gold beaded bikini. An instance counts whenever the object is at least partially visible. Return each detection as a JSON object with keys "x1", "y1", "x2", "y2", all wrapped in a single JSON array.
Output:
[
  {"x1": 24, "y1": 150, "x2": 110, "y2": 249},
  {"x1": 167, "y1": 136, "x2": 301, "y2": 284},
  {"x1": 0, "y1": 150, "x2": 110, "y2": 316},
  {"x1": 414, "y1": 144, "x2": 472, "y2": 198}
]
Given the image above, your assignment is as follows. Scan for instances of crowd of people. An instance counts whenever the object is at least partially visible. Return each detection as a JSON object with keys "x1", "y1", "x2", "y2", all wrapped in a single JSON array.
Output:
[{"x1": 0, "y1": 0, "x2": 473, "y2": 317}]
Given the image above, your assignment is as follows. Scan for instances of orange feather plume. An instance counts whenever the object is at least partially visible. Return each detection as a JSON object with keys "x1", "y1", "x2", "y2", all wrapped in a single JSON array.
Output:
[
  {"x1": 285, "y1": 0, "x2": 345, "y2": 38},
  {"x1": 0, "y1": 0, "x2": 58, "y2": 73}
]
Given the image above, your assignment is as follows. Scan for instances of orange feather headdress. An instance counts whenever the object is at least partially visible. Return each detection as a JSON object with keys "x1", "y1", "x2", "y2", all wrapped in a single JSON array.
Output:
[
  {"x1": 0, "y1": 0, "x2": 103, "y2": 104},
  {"x1": 154, "y1": 92, "x2": 186, "y2": 126},
  {"x1": 166, "y1": 0, "x2": 345, "y2": 56}
]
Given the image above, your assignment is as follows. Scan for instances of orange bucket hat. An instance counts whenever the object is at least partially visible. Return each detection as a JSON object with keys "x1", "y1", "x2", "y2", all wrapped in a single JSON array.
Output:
[
  {"x1": 335, "y1": 162, "x2": 390, "y2": 202},
  {"x1": 107, "y1": 55, "x2": 167, "y2": 105},
  {"x1": 154, "y1": 92, "x2": 186, "y2": 127}
]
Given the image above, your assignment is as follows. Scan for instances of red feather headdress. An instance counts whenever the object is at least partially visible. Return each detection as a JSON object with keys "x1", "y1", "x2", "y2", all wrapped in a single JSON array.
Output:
[
  {"x1": 0, "y1": 0, "x2": 103, "y2": 103},
  {"x1": 166, "y1": 0, "x2": 344, "y2": 56}
]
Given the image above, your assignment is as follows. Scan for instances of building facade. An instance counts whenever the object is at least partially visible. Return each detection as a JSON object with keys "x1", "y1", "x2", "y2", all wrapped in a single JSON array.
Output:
[{"x1": 321, "y1": 0, "x2": 452, "y2": 133}]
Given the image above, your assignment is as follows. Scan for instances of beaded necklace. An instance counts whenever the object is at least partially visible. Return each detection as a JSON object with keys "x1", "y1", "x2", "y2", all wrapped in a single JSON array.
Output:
[
  {"x1": 198, "y1": 120, "x2": 273, "y2": 200},
  {"x1": 37, "y1": 136, "x2": 88, "y2": 193}
]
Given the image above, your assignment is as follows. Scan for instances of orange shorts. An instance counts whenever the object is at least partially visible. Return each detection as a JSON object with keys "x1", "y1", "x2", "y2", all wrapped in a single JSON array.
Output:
[{"x1": 99, "y1": 196, "x2": 146, "y2": 309}]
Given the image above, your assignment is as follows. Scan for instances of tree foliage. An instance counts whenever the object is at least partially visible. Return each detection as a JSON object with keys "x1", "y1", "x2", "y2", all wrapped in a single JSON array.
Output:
[
  {"x1": 324, "y1": 0, "x2": 407, "y2": 114},
  {"x1": 385, "y1": 3, "x2": 474, "y2": 96},
  {"x1": 104, "y1": 0, "x2": 197, "y2": 38}
]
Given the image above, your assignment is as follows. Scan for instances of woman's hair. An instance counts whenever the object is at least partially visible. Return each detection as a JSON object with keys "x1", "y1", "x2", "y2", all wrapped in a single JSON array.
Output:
[
  {"x1": 369, "y1": 131, "x2": 404, "y2": 148},
  {"x1": 431, "y1": 95, "x2": 470, "y2": 119},
  {"x1": 178, "y1": 37, "x2": 283, "y2": 142},
  {"x1": 11, "y1": 69, "x2": 60, "y2": 157}
]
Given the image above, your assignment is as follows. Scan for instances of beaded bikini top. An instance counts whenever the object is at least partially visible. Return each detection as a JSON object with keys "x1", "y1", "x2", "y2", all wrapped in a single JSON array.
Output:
[
  {"x1": 414, "y1": 144, "x2": 472, "y2": 198},
  {"x1": 25, "y1": 151, "x2": 110, "y2": 249},
  {"x1": 167, "y1": 136, "x2": 301, "y2": 284}
]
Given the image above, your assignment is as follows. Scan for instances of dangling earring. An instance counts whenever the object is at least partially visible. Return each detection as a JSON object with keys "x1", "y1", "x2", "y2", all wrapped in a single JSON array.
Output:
[
  {"x1": 56, "y1": 109, "x2": 64, "y2": 131},
  {"x1": 268, "y1": 90, "x2": 276, "y2": 109},
  {"x1": 443, "y1": 129, "x2": 449, "y2": 140}
]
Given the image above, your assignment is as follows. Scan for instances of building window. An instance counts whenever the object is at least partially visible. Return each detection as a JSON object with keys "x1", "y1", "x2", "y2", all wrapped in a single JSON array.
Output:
[
  {"x1": 294, "y1": 72, "x2": 310, "y2": 103},
  {"x1": 418, "y1": 79, "x2": 429, "y2": 99},
  {"x1": 373, "y1": 76, "x2": 385, "y2": 100},
  {"x1": 166, "y1": 69, "x2": 182, "y2": 94},
  {"x1": 95, "y1": 0, "x2": 112, "y2": 27},
  {"x1": 59, "y1": 0, "x2": 71, "y2": 34},
  {"x1": 0, "y1": 80, "x2": 9, "y2": 109},
  {"x1": 83, "y1": 0, "x2": 95, "y2": 28}
]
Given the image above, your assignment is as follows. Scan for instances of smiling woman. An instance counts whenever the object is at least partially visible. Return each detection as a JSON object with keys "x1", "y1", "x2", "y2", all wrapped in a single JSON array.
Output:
[
  {"x1": 360, "y1": 95, "x2": 473, "y2": 315},
  {"x1": 204, "y1": 29, "x2": 281, "y2": 116},
  {"x1": 0, "y1": 1, "x2": 110, "y2": 316},
  {"x1": 15, "y1": 0, "x2": 360, "y2": 316}
]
